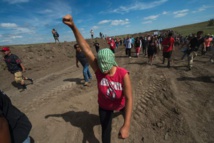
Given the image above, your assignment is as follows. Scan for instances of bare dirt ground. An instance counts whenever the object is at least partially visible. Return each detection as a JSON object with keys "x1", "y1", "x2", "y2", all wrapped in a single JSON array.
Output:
[{"x1": 0, "y1": 38, "x2": 214, "y2": 143}]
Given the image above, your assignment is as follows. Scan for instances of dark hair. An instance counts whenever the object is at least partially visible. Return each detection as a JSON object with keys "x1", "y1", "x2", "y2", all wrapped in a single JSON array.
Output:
[
  {"x1": 168, "y1": 32, "x2": 173, "y2": 37},
  {"x1": 197, "y1": 31, "x2": 203, "y2": 35}
]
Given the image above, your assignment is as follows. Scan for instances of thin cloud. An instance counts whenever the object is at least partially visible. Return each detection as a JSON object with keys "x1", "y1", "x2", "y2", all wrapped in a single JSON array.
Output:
[
  {"x1": 162, "y1": 11, "x2": 168, "y2": 15},
  {"x1": 98, "y1": 20, "x2": 111, "y2": 25},
  {"x1": 192, "y1": 5, "x2": 213, "y2": 13},
  {"x1": 11, "y1": 35, "x2": 23, "y2": 39},
  {"x1": 38, "y1": 9, "x2": 53, "y2": 14},
  {"x1": 111, "y1": 19, "x2": 130, "y2": 26},
  {"x1": 0, "y1": 22, "x2": 34, "y2": 34},
  {"x1": 3, "y1": 0, "x2": 29, "y2": 4},
  {"x1": 144, "y1": 15, "x2": 159, "y2": 20},
  {"x1": 16, "y1": 27, "x2": 33, "y2": 33},
  {"x1": 142, "y1": 21, "x2": 152, "y2": 24},
  {"x1": 98, "y1": 19, "x2": 130, "y2": 26},
  {"x1": 37, "y1": 1, "x2": 72, "y2": 19},
  {"x1": 0, "y1": 23, "x2": 18, "y2": 28},
  {"x1": 92, "y1": 26, "x2": 99, "y2": 30},
  {"x1": 173, "y1": 9, "x2": 189, "y2": 18},
  {"x1": 107, "y1": 0, "x2": 168, "y2": 14}
]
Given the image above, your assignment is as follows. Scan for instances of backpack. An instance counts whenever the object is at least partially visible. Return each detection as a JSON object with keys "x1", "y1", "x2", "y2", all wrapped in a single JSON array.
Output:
[{"x1": 55, "y1": 32, "x2": 59, "y2": 37}]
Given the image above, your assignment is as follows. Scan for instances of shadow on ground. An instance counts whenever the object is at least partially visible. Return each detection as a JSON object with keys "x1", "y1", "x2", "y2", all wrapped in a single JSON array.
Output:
[
  {"x1": 177, "y1": 76, "x2": 214, "y2": 83},
  {"x1": 45, "y1": 111, "x2": 100, "y2": 143},
  {"x1": 63, "y1": 78, "x2": 83, "y2": 85}
]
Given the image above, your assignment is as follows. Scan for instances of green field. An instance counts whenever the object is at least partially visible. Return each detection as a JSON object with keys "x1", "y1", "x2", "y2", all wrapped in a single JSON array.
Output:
[
  {"x1": 165, "y1": 21, "x2": 214, "y2": 36},
  {"x1": 117, "y1": 20, "x2": 214, "y2": 38}
]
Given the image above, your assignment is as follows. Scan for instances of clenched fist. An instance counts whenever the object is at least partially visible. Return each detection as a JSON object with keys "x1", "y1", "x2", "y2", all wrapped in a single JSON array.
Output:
[{"x1": 62, "y1": 14, "x2": 74, "y2": 27}]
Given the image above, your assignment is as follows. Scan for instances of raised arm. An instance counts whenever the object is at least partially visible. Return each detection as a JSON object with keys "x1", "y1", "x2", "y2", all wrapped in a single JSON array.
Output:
[{"x1": 62, "y1": 14, "x2": 98, "y2": 72}]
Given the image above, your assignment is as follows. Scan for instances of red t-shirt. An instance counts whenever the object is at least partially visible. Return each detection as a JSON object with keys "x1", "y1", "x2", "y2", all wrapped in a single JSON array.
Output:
[
  {"x1": 204, "y1": 37, "x2": 213, "y2": 47},
  {"x1": 95, "y1": 67, "x2": 129, "y2": 111},
  {"x1": 162, "y1": 37, "x2": 175, "y2": 52},
  {"x1": 108, "y1": 40, "x2": 116, "y2": 49}
]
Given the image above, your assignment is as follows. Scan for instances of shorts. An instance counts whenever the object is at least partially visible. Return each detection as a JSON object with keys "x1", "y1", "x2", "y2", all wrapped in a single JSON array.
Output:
[
  {"x1": 135, "y1": 47, "x2": 140, "y2": 53},
  {"x1": 163, "y1": 51, "x2": 172, "y2": 58},
  {"x1": 14, "y1": 71, "x2": 24, "y2": 83}
]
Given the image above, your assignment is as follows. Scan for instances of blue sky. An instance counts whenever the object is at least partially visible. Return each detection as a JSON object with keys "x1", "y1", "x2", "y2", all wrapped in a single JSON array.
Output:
[{"x1": 0, "y1": 0, "x2": 214, "y2": 45}]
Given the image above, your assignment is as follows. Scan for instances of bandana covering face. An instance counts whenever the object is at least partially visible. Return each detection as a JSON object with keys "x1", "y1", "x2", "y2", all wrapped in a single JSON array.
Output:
[{"x1": 97, "y1": 48, "x2": 118, "y2": 73}]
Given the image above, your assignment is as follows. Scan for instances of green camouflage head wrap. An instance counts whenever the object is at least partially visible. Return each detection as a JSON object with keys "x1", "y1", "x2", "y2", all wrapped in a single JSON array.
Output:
[{"x1": 97, "y1": 48, "x2": 118, "y2": 73}]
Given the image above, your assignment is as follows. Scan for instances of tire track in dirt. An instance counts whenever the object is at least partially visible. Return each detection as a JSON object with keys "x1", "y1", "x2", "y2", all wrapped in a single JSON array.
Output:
[
  {"x1": 110, "y1": 54, "x2": 197, "y2": 143},
  {"x1": 168, "y1": 57, "x2": 214, "y2": 143},
  {"x1": 13, "y1": 64, "x2": 85, "y2": 112},
  {"x1": 28, "y1": 80, "x2": 100, "y2": 143}
]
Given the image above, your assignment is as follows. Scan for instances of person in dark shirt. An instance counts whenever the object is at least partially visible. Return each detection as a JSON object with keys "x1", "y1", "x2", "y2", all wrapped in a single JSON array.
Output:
[
  {"x1": 93, "y1": 40, "x2": 100, "y2": 53},
  {"x1": 52, "y1": 28, "x2": 60, "y2": 43},
  {"x1": 1, "y1": 47, "x2": 33, "y2": 90},
  {"x1": 74, "y1": 44, "x2": 92, "y2": 86},
  {"x1": 0, "y1": 90, "x2": 32, "y2": 143},
  {"x1": 187, "y1": 31, "x2": 204, "y2": 70},
  {"x1": 147, "y1": 36, "x2": 158, "y2": 65}
]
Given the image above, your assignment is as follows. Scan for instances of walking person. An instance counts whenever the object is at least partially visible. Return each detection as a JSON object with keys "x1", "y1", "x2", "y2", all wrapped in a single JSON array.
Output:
[
  {"x1": 1, "y1": 47, "x2": 33, "y2": 90},
  {"x1": 147, "y1": 36, "x2": 158, "y2": 65},
  {"x1": 93, "y1": 40, "x2": 100, "y2": 53},
  {"x1": 63, "y1": 14, "x2": 133, "y2": 143},
  {"x1": 107, "y1": 38, "x2": 116, "y2": 53},
  {"x1": 0, "y1": 90, "x2": 32, "y2": 143},
  {"x1": 161, "y1": 32, "x2": 175, "y2": 68},
  {"x1": 202, "y1": 34, "x2": 213, "y2": 55},
  {"x1": 100, "y1": 32, "x2": 103, "y2": 39},
  {"x1": 125, "y1": 36, "x2": 132, "y2": 58},
  {"x1": 141, "y1": 36, "x2": 147, "y2": 56},
  {"x1": 90, "y1": 29, "x2": 94, "y2": 39},
  {"x1": 52, "y1": 28, "x2": 60, "y2": 43},
  {"x1": 180, "y1": 37, "x2": 191, "y2": 60},
  {"x1": 74, "y1": 44, "x2": 92, "y2": 86},
  {"x1": 187, "y1": 31, "x2": 204, "y2": 70},
  {"x1": 134, "y1": 37, "x2": 141, "y2": 58}
]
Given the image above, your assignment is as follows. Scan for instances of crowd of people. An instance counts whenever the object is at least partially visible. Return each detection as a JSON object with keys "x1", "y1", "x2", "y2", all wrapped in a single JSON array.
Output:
[
  {"x1": 0, "y1": 13, "x2": 213, "y2": 143},
  {"x1": 104, "y1": 30, "x2": 213, "y2": 70}
]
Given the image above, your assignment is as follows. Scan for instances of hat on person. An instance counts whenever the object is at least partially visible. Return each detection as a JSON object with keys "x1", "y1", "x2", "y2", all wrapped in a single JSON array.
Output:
[
  {"x1": 97, "y1": 48, "x2": 117, "y2": 73},
  {"x1": 1, "y1": 47, "x2": 10, "y2": 52}
]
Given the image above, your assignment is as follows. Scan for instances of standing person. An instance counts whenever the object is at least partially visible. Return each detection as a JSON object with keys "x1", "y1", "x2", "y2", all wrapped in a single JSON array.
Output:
[
  {"x1": 180, "y1": 36, "x2": 191, "y2": 60},
  {"x1": 52, "y1": 28, "x2": 60, "y2": 43},
  {"x1": 134, "y1": 37, "x2": 141, "y2": 57},
  {"x1": 100, "y1": 32, "x2": 103, "y2": 39},
  {"x1": 202, "y1": 34, "x2": 213, "y2": 55},
  {"x1": 125, "y1": 36, "x2": 132, "y2": 58},
  {"x1": 143, "y1": 36, "x2": 149, "y2": 57},
  {"x1": 0, "y1": 90, "x2": 32, "y2": 143},
  {"x1": 141, "y1": 36, "x2": 147, "y2": 56},
  {"x1": 1, "y1": 47, "x2": 33, "y2": 90},
  {"x1": 115, "y1": 37, "x2": 120, "y2": 49},
  {"x1": 93, "y1": 40, "x2": 100, "y2": 53},
  {"x1": 161, "y1": 32, "x2": 175, "y2": 68},
  {"x1": 63, "y1": 14, "x2": 133, "y2": 143},
  {"x1": 107, "y1": 38, "x2": 116, "y2": 53},
  {"x1": 90, "y1": 29, "x2": 94, "y2": 39},
  {"x1": 147, "y1": 36, "x2": 158, "y2": 65},
  {"x1": 74, "y1": 44, "x2": 92, "y2": 86},
  {"x1": 187, "y1": 31, "x2": 204, "y2": 70}
]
